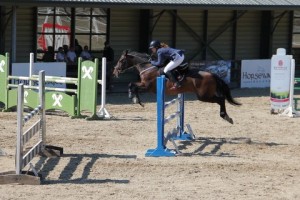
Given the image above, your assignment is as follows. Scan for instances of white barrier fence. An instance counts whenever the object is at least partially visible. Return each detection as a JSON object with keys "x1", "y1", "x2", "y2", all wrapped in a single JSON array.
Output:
[{"x1": 0, "y1": 71, "x2": 63, "y2": 185}]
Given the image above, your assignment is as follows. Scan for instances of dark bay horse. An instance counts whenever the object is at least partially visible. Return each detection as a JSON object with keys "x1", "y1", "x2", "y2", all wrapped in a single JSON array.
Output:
[{"x1": 113, "y1": 50, "x2": 241, "y2": 124}]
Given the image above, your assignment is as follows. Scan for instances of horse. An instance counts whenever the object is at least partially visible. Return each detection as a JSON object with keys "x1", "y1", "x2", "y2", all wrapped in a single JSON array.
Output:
[{"x1": 113, "y1": 50, "x2": 241, "y2": 124}]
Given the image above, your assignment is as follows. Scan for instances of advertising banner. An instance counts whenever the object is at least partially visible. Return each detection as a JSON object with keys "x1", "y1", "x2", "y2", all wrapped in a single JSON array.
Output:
[
  {"x1": 270, "y1": 48, "x2": 292, "y2": 110},
  {"x1": 12, "y1": 62, "x2": 66, "y2": 88},
  {"x1": 189, "y1": 60, "x2": 231, "y2": 84},
  {"x1": 241, "y1": 59, "x2": 271, "y2": 88}
]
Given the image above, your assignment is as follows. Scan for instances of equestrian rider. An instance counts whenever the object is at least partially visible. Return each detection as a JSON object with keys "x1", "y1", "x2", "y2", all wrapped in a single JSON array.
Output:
[{"x1": 149, "y1": 40, "x2": 184, "y2": 90}]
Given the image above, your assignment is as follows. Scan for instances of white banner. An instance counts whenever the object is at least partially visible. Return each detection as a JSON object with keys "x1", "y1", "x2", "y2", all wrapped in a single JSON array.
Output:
[
  {"x1": 270, "y1": 49, "x2": 292, "y2": 110},
  {"x1": 241, "y1": 59, "x2": 271, "y2": 88},
  {"x1": 12, "y1": 62, "x2": 66, "y2": 88}
]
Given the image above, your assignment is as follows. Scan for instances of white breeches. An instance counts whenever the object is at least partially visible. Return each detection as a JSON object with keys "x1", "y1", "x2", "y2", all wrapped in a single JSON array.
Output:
[{"x1": 163, "y1": 54, "x2": 184, "y2": 73}]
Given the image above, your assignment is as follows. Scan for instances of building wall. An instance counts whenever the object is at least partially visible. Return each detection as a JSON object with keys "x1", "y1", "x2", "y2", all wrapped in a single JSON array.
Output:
[
  {"x1": 1, "y1": 7, "x2": 292, "y2": 67},
  {"x1": 272, "y1": 10, "x2": 290, "y2": 54},
  {"x1": 110, "y1": 8, "x2": 141, "y2": 82},
  {"x1": 149, "y1": 9, "x2": 284, "y2": 62},
  {"x1": 207, "y1": 10, "x2": 233, "y2": 61},
  {"x1": 152, "y1": 10, "x2": 173, "y2": 47},
  {"x1": 176, "y1": 9, "x2": 204, "y2": 61},
  {"x1": 110, "y1": 8, "x2": 140, "y2": 61},
  {"x1": 236, "y1": 11, "x2": 261, "y2": 60},
  {"x1": 5, "y1": 7, "x2": 35, "y2": 62}
]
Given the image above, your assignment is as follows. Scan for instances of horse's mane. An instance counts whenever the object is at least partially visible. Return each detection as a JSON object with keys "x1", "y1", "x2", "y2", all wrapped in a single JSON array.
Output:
[{"x1": 127, "y1": 50, "x2": 150, "y2": 61}]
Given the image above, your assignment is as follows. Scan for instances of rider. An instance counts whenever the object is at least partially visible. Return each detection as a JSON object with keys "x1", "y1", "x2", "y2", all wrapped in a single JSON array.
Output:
[{"x1": 149, "y1": 40, "x2": 184, "y2": 90}]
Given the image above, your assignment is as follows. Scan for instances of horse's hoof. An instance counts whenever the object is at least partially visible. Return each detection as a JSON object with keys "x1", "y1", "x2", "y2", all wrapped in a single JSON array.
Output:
[
  {"x1": 132, "y1": 97, "x2": 138, "y2": 104},
  {"x1": 225, "y1": 116, "x2": 233, "y2": 124},
  {"x1": 221, "y1": 114, "x2": 233, "y2": 124},
  {"x1": 227, "y1": 118, "x2": 234, "y2": 124}
]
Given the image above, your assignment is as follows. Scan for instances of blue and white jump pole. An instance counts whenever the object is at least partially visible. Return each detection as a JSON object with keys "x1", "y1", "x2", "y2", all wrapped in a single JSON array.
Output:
[{"x1": 145, "y1": 75, "x2": 193, "y2": 157}]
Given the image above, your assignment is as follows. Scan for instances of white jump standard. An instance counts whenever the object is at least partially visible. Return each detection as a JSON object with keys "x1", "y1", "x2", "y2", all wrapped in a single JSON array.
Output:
[{"x1": 0, "y1": 71, "x2": 63, "y2": 185}]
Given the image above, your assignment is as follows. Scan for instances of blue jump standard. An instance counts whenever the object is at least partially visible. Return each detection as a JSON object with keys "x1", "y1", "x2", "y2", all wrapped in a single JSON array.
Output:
[
  {"x1": 145, "y1": 148, "x2": 176, "y2": 157},
  {"x1": 145, "y1": 75, "x2": 193, "y2": 157},
  {"x1": 175, "y1": 131, "x2": 193, "y2": 141}
]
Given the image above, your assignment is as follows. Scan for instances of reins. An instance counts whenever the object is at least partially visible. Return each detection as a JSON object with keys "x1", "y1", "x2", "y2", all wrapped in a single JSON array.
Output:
[
  {"x1": 118, "y1": 61, "x2": 150, "y2": 74},
  {"x1": 139, "y1": 66, "x2": 157, "y2": 75}
]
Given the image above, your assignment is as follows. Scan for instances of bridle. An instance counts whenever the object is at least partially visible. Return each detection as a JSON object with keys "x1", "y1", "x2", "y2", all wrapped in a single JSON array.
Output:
[{"x1": 116, "y1": 53, "x2": 150, "y2": 73}]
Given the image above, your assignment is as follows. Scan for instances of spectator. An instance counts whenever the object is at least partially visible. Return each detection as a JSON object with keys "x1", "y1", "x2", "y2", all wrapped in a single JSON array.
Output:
[
  {"x1": 80, "y1": 45, "x2": 93, "y2": 61},
  {"x1": 56, "y1": 47, "x2": 67, "y2": 62},
  {"x1": 103, "y1": 41, "x2": 114, "y2": 62},
  {"x1": 103, "y1": 41, "x2": 114, "y2": 90},
  {"x1": 75, "y1": 39, "x2": 83, "y2": 58},
  {"x1": 63, "y1": 44, "x2": 69, "y2": 54},
  {"x1": 42, "y1": 46, "x2": 55, "y2": 62},
  {"x1": 66, "y1": 46, "x2": 77, "y2": 64}
]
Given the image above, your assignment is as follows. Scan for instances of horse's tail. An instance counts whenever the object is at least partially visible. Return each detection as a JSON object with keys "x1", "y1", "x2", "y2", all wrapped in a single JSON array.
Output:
[{"x1": 213, "y1": 74, "x2": 241, "y2": 106}]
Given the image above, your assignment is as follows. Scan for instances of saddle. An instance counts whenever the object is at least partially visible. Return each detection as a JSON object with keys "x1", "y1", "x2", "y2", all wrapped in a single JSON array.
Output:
[{"x1": 159, "y1": 62, "x2": 189, "y2": 82}]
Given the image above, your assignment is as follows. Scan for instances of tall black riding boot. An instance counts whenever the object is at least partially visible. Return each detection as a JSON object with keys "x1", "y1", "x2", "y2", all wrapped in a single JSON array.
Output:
[{"x1": 165, "y1": 71, "x2": 181, "y2": 90}]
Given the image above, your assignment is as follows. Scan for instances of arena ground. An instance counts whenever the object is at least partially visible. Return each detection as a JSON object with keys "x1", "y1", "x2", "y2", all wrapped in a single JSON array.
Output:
[{"x1": 0, "y1": 88, "x2": 299, "y2": 200}]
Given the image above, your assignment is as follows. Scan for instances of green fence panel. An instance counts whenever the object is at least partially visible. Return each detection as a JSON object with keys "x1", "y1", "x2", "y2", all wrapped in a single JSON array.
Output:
[
  {"x1": 0, "y1": 53, "x2": 9, "y2": 106},
  {"x1": 78, "y1": 58, "x2": 98, "y2": 117},
  {"x1": 45, "y1": 92, "x2": 76, "y2": 116},
  {"x1": 7, "y1": 89, "x2": 39, "y2": 110}
]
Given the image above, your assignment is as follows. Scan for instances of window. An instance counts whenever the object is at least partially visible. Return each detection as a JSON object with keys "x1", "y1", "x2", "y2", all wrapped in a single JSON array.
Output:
[
  {"x1": 37, "y1": 7, "x2": 108, "y2": 61},
  {"x1": 75, "y1": 8, "x2": 107, "y2": 58}
]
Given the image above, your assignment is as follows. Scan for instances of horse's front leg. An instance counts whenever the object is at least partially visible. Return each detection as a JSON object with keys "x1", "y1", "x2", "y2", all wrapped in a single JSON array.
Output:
[
  {"x1": 128, "y1": 82, "x2": 150, "y2": 107},
  {"x1": 128, "y1": 82, "x2": 135, "y2": 99}
]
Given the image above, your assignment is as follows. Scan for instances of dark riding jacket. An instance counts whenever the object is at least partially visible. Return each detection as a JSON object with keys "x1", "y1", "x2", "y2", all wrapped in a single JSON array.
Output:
[{"x1": 151, "y1": 47, "x2": 184, "y2": 67}]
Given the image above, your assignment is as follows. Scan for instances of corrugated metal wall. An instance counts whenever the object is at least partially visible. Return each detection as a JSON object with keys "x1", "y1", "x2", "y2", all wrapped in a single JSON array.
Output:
[
  {"x1": 151, "y1": 9, "x2": 234, "y2": 61},
  {"x1": 152, "y1": 10, "x2": 173, "y2": 46},
  {"x1": 236, "y1": 11, "x2": 261, "y2": 60},
  {"x1": 110, "y1": 9, "x2": 140, "y2": 60},
  {"x1": 176, "y1": 9, "x2": 204, "y2": 61},
  {"x1": 5, "y1": 7, "x2": 35, "y2": 62},
  {"x1": 207, "y1": 10, "x2": 233, "y2": 61},
  {"x1": 110, "y1": 8, "x2": 140, "y2": 83},
  {"x1": 272, "y1": 10, "x2": 290, "y2": 54}
]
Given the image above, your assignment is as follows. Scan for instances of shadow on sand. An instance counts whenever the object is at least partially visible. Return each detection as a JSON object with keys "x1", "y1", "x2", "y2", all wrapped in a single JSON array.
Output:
[
  {"x1": 34, "y1": 153, "x2": 136, "y2": 185},
  {"x1": 175, "y1": 136, "x2": 287, "y2": 157}
]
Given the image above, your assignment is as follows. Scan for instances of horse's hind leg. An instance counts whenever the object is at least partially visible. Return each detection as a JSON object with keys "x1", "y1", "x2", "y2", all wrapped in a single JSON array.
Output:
[
  {"x1": 216, "y1": 96, "x2": 233, "y2": 124},
  {"x1": 196, "y1": 94, "x2": 233, "y2": 124}
]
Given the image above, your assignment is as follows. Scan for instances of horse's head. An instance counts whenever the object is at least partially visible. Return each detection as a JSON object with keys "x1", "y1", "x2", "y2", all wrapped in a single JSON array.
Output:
[
  {"x1": 113, "y1": 50, "x2": 135, "y2": 78},
  {"x1": 113, "y1": 50, "x2": 150, "y2": 78}
]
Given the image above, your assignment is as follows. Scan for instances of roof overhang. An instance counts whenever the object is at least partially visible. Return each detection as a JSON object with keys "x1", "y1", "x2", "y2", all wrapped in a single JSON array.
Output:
[{"x1": 1, "y1": 0, "x2": 300, "y2": 10}]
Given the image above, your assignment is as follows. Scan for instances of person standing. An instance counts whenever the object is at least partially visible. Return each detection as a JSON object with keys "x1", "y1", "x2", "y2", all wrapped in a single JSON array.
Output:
[
  {"x1": 103, "y1": 41, "x2": 114, "y2": 90},
  {"x1": 42, "y1": 46, "x2": 55, "y2": 62},
  {"x1": 75, "y1": 39, "x2": 83, "y2": 58}
]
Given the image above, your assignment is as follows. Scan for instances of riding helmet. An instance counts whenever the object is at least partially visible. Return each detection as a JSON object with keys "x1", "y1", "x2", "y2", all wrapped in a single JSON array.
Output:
[{"x1": 149, "y1": 40, "x2": 161, "y2": 49}]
